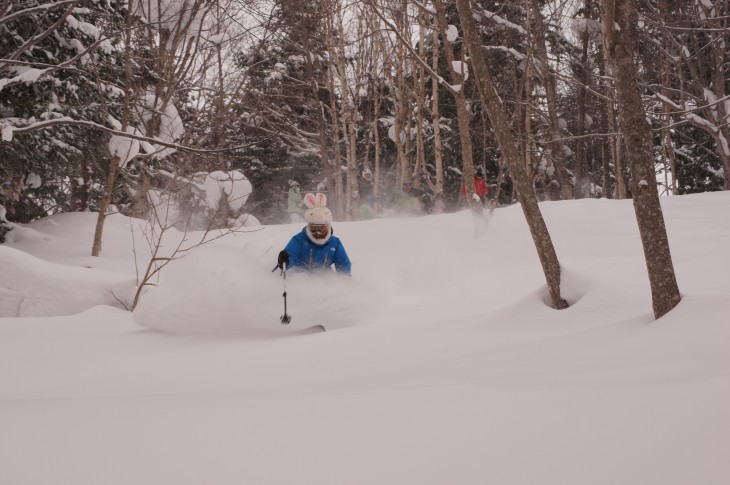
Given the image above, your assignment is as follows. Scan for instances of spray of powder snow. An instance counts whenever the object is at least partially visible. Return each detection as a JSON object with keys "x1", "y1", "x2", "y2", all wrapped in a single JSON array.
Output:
[{"x1": 132, "y1": 245, "x2": 372, "y2": 336}]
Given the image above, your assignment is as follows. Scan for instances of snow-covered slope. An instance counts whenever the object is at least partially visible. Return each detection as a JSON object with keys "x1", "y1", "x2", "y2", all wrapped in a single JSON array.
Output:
[{"x1": 1, "y1": 192, "x2": 729, "y2": 485}]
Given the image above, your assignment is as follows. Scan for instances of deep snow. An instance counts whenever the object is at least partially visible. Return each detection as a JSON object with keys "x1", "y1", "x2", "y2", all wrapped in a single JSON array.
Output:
[{"x1": 1, "y1": 192, "x2": 729, "y2": 485}]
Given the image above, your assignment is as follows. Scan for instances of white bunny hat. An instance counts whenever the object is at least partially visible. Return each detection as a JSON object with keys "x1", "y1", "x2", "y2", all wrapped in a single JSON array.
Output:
[{"x1": 303, "y1": 192, "x2": 332, "y2": 225}]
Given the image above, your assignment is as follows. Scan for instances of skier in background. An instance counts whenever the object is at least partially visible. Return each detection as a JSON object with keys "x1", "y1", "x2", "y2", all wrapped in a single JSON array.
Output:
[
  {"x1": 461, "y1": 167, "x2": 489, "y2": 205},
  {"x1": 287, "y1": 180, "x2": 304, "y2": 223},
  {"x1": 358, "y1": 168, "x2": 375, "y2": 219}
]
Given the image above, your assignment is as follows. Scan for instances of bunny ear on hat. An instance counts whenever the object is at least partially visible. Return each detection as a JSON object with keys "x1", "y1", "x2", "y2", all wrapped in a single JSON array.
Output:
[
  {"x1": 303, "y1": 193, "x2": 317, "y2": 209},
  {"x1": 303, "y1": 192, "x2": 327, "y2": 209},
  {"x1": 315, "y1": 193, "x2": 327, "y2": 208}
]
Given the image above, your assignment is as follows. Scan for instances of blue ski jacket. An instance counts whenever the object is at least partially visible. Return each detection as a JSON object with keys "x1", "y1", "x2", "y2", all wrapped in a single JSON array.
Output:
[{"x1": 284, "y1": 227, "x2": 351, "y2": 275}]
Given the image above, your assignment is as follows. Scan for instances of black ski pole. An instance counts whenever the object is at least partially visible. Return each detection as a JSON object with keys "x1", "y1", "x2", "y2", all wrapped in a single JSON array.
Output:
[{"x1": 278, "y1": 262, "x2": 292, "y2": 324}]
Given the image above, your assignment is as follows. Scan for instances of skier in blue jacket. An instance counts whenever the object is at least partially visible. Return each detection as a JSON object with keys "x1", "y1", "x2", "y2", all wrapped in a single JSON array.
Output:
[{"x1": 277, "y1": 192, "x2": 351, "y2": 275}]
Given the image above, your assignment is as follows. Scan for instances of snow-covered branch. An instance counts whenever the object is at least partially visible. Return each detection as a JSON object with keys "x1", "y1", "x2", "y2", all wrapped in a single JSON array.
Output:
[
  {"x1": 2, "y1": 117, "x2": 259, "y2": 154},
  {"x1": 0, "y1": 0, "x2": 80, "y2": 27},
  {"x1": 1, "y1": 1, "x2": 80, "y2": 73},
  {"x1": 361, "y1": 0, "x2": 460, "y2": 97},
  {"x1": 482, "y1": 45, "x2": 525, "y2": 61},
  {"x1": 476, "y1": 8, "x2": 528, "y2": 36}
]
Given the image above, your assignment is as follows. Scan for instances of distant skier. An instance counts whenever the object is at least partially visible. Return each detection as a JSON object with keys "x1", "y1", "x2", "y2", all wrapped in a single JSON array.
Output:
[
  {"x1": 461, "y1": 167, "x2": 489, "y2": 205},
  {"x1": 358, "y1": 168, "x2": 375, "y2": 219},
  {"x1": 277, "y1": 193, "x2": 351, "y2": 275},
  {"x1": 287, "y1": 180, "x2": 304, "y2": 223}
]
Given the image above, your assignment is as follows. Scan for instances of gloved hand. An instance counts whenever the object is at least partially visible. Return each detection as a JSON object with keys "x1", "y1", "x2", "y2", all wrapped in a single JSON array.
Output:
[{"x1": 277, "y1": 250, "x2": 290, "y2": 269}]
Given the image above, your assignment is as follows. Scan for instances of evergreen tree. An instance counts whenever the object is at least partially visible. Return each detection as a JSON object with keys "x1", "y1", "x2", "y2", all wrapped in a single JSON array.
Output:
[
  {"x1": 1, "y1": 0, "x2": 129, "y2": 222},
  {"x1": 219, "y1": 0, "x2": 330, "y2": 223}
]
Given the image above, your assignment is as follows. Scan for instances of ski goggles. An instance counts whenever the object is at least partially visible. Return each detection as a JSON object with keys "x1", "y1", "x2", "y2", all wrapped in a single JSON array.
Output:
[{"x1": 308, "y1": 224, "x2": 330, "y2": 239}]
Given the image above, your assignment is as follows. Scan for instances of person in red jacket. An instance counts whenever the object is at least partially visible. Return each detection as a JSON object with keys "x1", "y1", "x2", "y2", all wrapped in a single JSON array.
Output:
[{"x1": 461, "y1": 167, "x2": 489, "y2": 204}]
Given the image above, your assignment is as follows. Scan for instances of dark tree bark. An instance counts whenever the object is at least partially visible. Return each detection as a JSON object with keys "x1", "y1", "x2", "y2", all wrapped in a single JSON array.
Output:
[
  {"x1": 92, "y1": 0, "x2": 134, "y2": 256},
  {"x1": 454, "y1": 0, "x2": 568, "y2": 310},
  {"x1": 601, "y1": 0, "x2": 681, "y2": 319},
  {"x1": 530, "y1": 0, "x2": 573, "y2": 200},
  {"x1": 300, "y1": 22, "x2": 333, "y2": 211},
  {"x1": 573, "y1": 4, "x2": 591, "y2": 199},
  {"x1": 597, "y1": 48, "x2": 613, "y2": 198},
  {"x1": 432, "y1": 0, "x2": 482, "y2": 215}
]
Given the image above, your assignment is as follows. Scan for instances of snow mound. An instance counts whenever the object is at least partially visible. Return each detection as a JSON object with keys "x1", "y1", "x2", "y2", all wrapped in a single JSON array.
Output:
[{"x1": 0, "y1": 245, "x2": 134, "y2": 317}]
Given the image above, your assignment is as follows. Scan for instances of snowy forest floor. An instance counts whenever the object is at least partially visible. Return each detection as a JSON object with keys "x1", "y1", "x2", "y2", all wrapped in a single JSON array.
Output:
[{"x1": 1, "y1": 192, "x2": 729, "y2": 485}]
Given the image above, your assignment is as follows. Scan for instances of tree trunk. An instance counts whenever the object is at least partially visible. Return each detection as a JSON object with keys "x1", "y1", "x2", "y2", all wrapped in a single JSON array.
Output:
[
  {"x1": 433, "y1": 0, "x2": 481, "y2": 215},
  {"x1": 91, "y1": 0, "x2": 134, "y2": 256},
  {"x1": 347, "y1": 116, "x2": 358, "y2": 219},
  {"x1": 602, "y1": 0, "x2": 681, "y2": 319},
  {"x1": 390, "y1": 1, "x2": 410, "y2": 187},
  {"x1": 392, "y1": 58, "x2": 408, "y2": 186},
  {"x1": 606, "y1": 80, "x2": 626, "y2": 199},
  {"x1": 326, "y1": 61, "x2": 344, "y2": 219},
  {"x1": 659, "y1": 4, "x2": 678, "y2": 195},
  {"x1": 334, "y1": 55, "x2": 356, "y2": 219},
  {"x1": 373, "y1": 78, "x2": 383, "y2": 202},
  {"x1": 573, "y1": 12, "x2": 590, "y2": 198},
  {"x1": 530, "y1": 0, "x2": 573, "y2": 200},
  {"x1": 300, "y1": 10, "x2": 333, "y2": 206},
  {"x1": 597, "y1": 47, "x2": 612, "y2": 198},
  {"x1": 413, "y1": 14, "x2": 427, "y2": 190},
  {"x1": 71, "y1": 160, "x2": 89, "y2": 211},
  {"x1": 334, "y1": 4, "x2": 361, "y2": 220},
  {"x1": 130, "y1": 170, "x2": 150, "y2": 219},
  {"x1": 91, "y1": 155, "x2": 120, "y2": 256},
  {"x1": 324, "y1": 4, "x2": 345, "y2": 218},
  {"x1": 455, "y1": 0, "x2": 568, "y2": 310},
  {"x1": 523, "y1": 56, "x2": 537, "y2": 196},
  {"x1": 430, "y1": 13, "x2": 445, "y2": 213}
]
